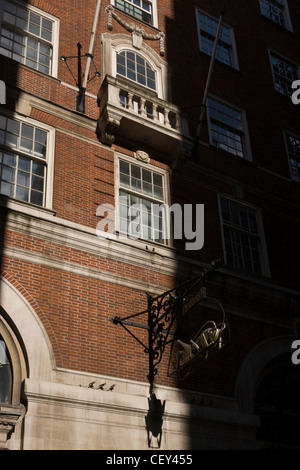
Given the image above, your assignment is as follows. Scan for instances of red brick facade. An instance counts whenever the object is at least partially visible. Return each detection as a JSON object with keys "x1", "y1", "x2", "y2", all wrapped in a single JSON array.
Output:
[{"x1": 0, "y1": 0, "x2": 300, "y2": 450}]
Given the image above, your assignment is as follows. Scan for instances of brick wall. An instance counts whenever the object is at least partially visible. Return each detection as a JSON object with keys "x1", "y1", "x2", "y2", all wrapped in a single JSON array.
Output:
[{"x1": 1, "y1": 0, "x2": 299, "y2": 398}]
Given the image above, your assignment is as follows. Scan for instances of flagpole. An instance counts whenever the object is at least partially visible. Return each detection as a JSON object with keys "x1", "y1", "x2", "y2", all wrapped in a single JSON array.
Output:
[
  {"x1": 192, "y1": 7, "x2": 225, "y2": 159},
  {"x1": 77, "y1": 0, "x2": 102, "y2": 113}
]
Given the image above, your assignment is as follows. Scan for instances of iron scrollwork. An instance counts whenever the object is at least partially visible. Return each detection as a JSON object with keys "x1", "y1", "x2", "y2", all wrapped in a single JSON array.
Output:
[{"x1": 110, "y1": 259, "x2": 225, "y2": 390}]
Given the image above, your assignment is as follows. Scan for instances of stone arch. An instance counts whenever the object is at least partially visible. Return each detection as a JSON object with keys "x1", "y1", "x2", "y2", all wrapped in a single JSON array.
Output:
[
  {"x1": 234, "y1": 335, "x2": 294, "y2": 413},
  {"x1": 0, "y1": 311, "x2": 27, "y2": 405},
  {"x1": 0, "y1": 275, "x2": 56, "y2": 383}
]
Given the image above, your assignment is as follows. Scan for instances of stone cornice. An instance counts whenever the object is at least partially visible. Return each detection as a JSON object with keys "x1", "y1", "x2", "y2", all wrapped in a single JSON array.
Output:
[{"x1": 2, "y1": 199, "x2": 300, "y2": 312}]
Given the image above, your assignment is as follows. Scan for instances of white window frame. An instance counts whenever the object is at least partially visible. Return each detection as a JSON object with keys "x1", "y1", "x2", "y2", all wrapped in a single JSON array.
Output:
[
  {"x1": 195, "y1": 7, "x2": 239, "y2": 70},
  {"x1": 259, "y1": 0, "x2": 293, "y2": 31},
  {"x1": 102, "y1": 33, "x2": 170, "y2": 100},
  {"x1": 269, "y1": 50, "x2": 299, "y2": 98},
  {"x1": 0, "y1": 111, "x2": 55, "y2": 209},
  {"x1": 284, "y1": 130, "x2": 300, "y2": 182},
  {"x1": 116, "y1": 49, "x2": 156, "y2": 92},
  {"x1": 207, "y1": 95, "x2": 252, "y2": 161},
  {"x1": 111, "y1": 0, "x2": 158, "y2": 29},
  {"x1": 113, "y1": 46, "x2": 162, "y2": 97},
  {"x1": 114, "y1": 153, "x2": 170, "y2": 246},
  {"x1": 218, "y1": 195, "x2": 270, "y2": 277},
  {"x1": 0, "y1": 0, "x2": 60, "y2": 78}
]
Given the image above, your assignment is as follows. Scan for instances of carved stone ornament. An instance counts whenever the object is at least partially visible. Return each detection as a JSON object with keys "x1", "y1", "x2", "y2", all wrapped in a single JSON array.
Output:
[
  {"x1": 106, "y1": 5, "x2": 165, "y2": 56},
  {"x1": 134, "y1": 150, "x2": 150, "y2": 163}
]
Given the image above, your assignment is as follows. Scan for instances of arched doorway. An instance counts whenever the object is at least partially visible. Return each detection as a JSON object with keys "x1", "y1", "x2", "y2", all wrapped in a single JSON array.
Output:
[
  {"x1": 254, "y1": 354, "x2": 300, "y2": 450},
  {"x1": 235, "y1": 335, "x2": 300, "y2": 450},
  {"x1": 0, "y1": 276, "x2": 55, "y2": 449},
  {"x1": 0, "y1": 310, "x2": 28, "y2": 449}
]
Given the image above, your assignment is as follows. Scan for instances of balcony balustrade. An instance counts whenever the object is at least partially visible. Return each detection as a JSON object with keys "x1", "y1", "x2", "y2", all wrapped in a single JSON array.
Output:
[{"x1": 97, "y1": 75, "x2": 194, "y2": 166}]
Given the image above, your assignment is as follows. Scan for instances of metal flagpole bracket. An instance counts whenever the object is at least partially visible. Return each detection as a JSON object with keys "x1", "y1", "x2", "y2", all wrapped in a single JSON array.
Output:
[
  {"x1": 110, "y1": 259, "x2": 229, "y2": 392},
  {"x1": 60, "y1": 42, "x2": 101, "y2": 113}
]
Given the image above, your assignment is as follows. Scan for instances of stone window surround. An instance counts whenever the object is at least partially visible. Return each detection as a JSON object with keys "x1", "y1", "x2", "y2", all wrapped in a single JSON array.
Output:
[
  {"x1": 101, "y1": 32, "x2": 170, "y2": 102},
  {"x1": 114, "y1": 151, "x2": 171, "y2": 246}
]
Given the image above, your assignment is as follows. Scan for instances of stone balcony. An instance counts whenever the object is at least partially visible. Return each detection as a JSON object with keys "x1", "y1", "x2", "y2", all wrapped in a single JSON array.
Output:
[{"x1": 97, "y1": 75, "x2": 194, "y2": 167}]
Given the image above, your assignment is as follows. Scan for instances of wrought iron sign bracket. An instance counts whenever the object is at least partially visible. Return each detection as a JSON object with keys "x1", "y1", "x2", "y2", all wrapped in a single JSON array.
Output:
[{"x1": 110, "y1": 259, "x2": 228, "y2": 391}]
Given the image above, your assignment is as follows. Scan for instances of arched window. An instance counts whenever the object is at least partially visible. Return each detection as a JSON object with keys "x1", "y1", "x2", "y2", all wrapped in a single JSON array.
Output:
[
  {"x1": 0, "y1": 335, "x2": 13, "y2": 404},
  {"x1": 116, "y1": 51, "x2": 156, "y2": 91},
  {"x1": 0, "y1": 310, "x2": 28, "y2": 406}
]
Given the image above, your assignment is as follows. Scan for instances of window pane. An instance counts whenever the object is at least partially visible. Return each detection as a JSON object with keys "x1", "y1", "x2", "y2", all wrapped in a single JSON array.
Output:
[
  {"x1": 17, "y1": 170, "x2": 30, "y2": 187},
  {"x1": 0, "y1": 130, "x2": 4, "y2": 145},
  {"x1": 2, "y1": 165, "x2": 15, "y2": 182},
  {"x1": 120, "y1": 160, "x2": 129, "y2": 174},
  {"x1": 7, "y1": 118, "x2": 20, "y2": 135},
  {"x1": 32, "y1": 161, "x2": 44, "y2": 176},
  {"x1": 16, "y1": 185, "x2": 29, "y2": 201},
  {"x1": 142, "y1": 169, "x2": 151, "y2": 183},
  {"x1": 41, "y1": 18, "x2": 52, "y2": 41},
  {"x1": 34, "y1": 142, "x2": 46, "y2": 158},
  {"x1": 3, "y1": 152, "x2": 16, "y2": 167},
  {"x1": 0, "y1": 338, "x2": 13, "y2": 404},
  {"x1": 20, "y1": 137, "x2": 33, "y2": 153},
  {"x1": 5, "y1": 2, "x2": 16, "y2": 15},
  {"x1": 6, "y1": 132, "x2": 18, "y2": 149},
  {"x1": 138, "y1": 74, "x2": 146, "y2": 86},
  {"x1": 0, "y1": 115, "x2": 6, "y2": 130},
  {"x1": 31, "y1": 174, "x2": 43, "y2": 191},
  {"x1": 127, "y1": 68, "x2": 136, "y2": 81},
  {"x1": 117, "y1": 64, "x2": 126, "y2": 76},
  {"x1": 1, "y1": 181, "x2": 14, "y2": 197},
  {"x1": 30, "y1": 190, "x2": 43, "y2": 205},
  {"x1": 18, "y1": 156, "x2": 31, "y2": 171}
]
